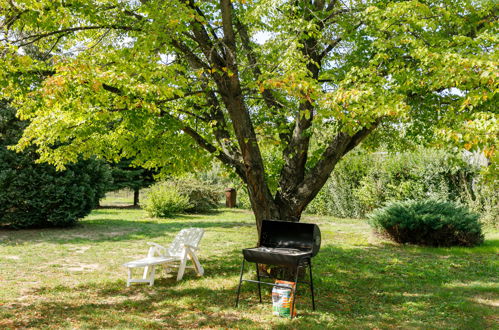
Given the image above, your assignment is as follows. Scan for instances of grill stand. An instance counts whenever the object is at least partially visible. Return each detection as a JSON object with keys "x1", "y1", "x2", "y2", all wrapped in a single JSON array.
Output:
[{"x1": 235, "y1": 257, "x2": 315, "y2": 319}]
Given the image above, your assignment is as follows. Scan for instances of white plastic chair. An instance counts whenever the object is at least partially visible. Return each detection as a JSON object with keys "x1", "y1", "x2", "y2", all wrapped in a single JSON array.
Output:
[{"x1": 123, "y1": 228, "x2": 204, "y2": 287}]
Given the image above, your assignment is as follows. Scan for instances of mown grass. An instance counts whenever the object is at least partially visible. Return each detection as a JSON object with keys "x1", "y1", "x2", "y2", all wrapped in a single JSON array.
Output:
[{"x1": 0, "y1": 208, "x2": 497, "y2": 329}]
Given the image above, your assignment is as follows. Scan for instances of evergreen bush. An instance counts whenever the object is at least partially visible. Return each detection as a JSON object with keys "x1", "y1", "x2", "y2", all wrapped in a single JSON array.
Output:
[
  {"x1": 0, "y1": 156, "x2": 111, "y2": 229},
  {"x1": 368, "y1": 199, "x2": 484, "y2": 247},
  {"x1": 0, "y1": 101, "x2": 111, "y2": 229}
]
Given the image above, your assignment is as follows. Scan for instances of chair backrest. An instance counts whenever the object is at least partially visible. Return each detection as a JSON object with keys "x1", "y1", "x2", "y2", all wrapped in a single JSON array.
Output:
[{"x1": 168, "y1": 228, "x2": 204, "y2": 257}]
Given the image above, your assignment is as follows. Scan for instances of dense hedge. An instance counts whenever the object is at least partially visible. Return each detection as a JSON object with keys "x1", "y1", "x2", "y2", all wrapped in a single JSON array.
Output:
[
  {"x1": 368, "y1": 199, "x2": 484, "y2": 247},
  {"x1": 0, "y1": 103, "x2": 111, "y2": 229},
  {"x1": 306, "y1": 149, "x2": 496, "y2": 224},
  {"x1": 144, "y1": 178, "x2": 222, "y2": 217}
]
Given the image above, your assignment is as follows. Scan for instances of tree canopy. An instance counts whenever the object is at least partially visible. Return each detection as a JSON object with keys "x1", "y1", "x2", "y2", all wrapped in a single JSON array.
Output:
[{"x1": 1, "y1": 0, "x2": 497, "y2": 230}]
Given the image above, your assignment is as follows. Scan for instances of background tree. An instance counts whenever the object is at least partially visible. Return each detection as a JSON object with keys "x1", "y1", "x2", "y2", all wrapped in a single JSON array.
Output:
[
  {"x1": 0, "y1": 100, "x2": 111, "y2": 229},
  {"x1": 1, "y1": 0, "x2": 497, "y2": 232},
  {"x1": 106, "y1": 159, "x2": 157, "y2": 207}
]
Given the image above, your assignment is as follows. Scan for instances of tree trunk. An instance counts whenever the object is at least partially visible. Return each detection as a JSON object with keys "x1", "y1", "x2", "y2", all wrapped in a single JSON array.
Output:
[{"x1": 133, "y1": 188, "x2": 139, "y2": 207}]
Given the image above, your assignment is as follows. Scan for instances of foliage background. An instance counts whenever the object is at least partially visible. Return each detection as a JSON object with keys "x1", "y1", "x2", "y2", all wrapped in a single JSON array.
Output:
[
  {"x1": 303, "y1": 148, "x2": 497, "y2": 226},
  {"x1": 1, "y1": 0, "x2": 496, "y2": 224}
]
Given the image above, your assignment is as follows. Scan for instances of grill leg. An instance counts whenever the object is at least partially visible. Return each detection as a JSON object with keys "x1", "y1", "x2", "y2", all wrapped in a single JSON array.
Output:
[
  {"x1": 290, "y1": 266, "x2": 299, "y2": 319},
  {"x1": 235, "y1": 258, "x2": 245, "y2": 308},
  {"x1": 255, "y1": 263, "x2": 262, "y2": 303},
  {"x1": 309, "y1": 260, "x2": 316, "y2": 311}
]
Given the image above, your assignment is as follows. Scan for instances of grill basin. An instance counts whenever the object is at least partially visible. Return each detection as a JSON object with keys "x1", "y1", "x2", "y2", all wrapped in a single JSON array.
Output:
[
  {"x1": 242, "y1": 220, "x2": 321, "y2": 267},
  {"x1": 243, "y1": 247, "x2": 311, "y2": 267}
]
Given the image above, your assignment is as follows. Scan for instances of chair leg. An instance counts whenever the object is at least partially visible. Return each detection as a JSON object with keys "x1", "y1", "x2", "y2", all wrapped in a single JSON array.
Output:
[
  {"x1": 309, "y1": 260, "x2": 315, "y2": 311},
  {"x1": 188, "y1": 250, "x2": 204, "y2": 276},
  {"x1": 235, "y1": 258, "x2": 245, "y2": 307},
  {"x1": 255, "y1": 263, "x2": 262, "y2": 303},
  {"x1": 177, "y1": 251, "x2": 188, "y2": 281},
  {"x1": 127, "y1": 268, "x2": 132, "y2": 287},
  {"x1": 143, "y1": 266, "x2": 149, "y2": 280},
  {"x1": 290, "y1": 266, "x2": 299, "y2": 319},
  {"x1": 149, "y1": 266, "x2": 156, "y2": 286}
]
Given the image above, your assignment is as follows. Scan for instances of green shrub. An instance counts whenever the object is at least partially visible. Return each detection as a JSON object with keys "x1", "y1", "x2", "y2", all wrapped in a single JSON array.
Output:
[
  {"x1": 468, "y1": 177, "x2": 499, "y2": 228},
  {"x1": 144, "y1": 178, "x2": 222, "y2": 217},
  {"x1": 307, "y1": 152, "x2": 373, "y2": 217},
  {"x1": 0, "y1": 102, "x2": 111, "y2": 229},
  {"x1": 174, "y1": 178, "x2": 222, "y2": 213},
  {"x1": 234, "y1": 185, "x2": 252, "y2": 209},
  {"x1": 368, "y1": 199, "x2": 484, "y2": 247},
  {"x1": 306, "y1": 148, "x2": 495, "y2": 221},
  {"x1": 144, "y1": 183, "x2": 191, "y2": 217},
  {"x1": 0, "y1": 156, "x2": 111, "y2": 229}
]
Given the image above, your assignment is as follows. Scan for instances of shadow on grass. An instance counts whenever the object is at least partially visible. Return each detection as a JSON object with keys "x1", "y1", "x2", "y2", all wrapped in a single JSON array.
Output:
[
  {"x1": 2, "y1": 251, "x2": 260, "y2": 328},
  {"x1": 0, "y1": 219, "x2": 253, "y2": 245},
  {"x1": 3, "y1": 284, "x2": 259, "y2": 328},
  {"x1": 3, "y1": 240, "x2": 497, "y2": 329},
  {"x1": 311, "y1": 244, "x2": 497, "y2": 328}
]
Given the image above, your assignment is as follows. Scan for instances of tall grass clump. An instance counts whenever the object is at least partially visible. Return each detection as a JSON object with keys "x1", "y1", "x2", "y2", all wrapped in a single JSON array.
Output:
[{"x1": 368, "y1": 199, "x2": 484, "y2": 247}]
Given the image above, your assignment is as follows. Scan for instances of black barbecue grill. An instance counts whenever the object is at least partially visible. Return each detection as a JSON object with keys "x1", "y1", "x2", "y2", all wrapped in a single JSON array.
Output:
[{"x1": 235, "y1": 220, "x2": 321, "y2": 318}]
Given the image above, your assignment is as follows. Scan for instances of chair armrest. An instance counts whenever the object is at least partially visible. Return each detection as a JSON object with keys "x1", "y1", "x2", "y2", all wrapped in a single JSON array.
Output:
[
  {"x1": 147, "y1": 242, "x2": 168, "y2": 255},
  {"x1": 184, "y1": 244, "x2": 199, "y2": 251},
  {"x1": 148, "y1": 242, "x2": 167, "y2": 248}
]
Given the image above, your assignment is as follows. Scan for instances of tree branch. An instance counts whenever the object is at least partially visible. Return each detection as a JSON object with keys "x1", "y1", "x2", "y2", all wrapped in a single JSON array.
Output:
[
  {"x1": 5, "y1": 25, "x2": 141, "y2": 46},
  {"x1": 293, "y1": 118, "x2": 383, "y2": 209},
  {"x1": 181, "y1": 0, "x2": 225, "y2": 68},
  {"x1": 170, "y1": 39, "x2": 211, "y2": 70},
  {"x1": 180, "y1": 124, "x2": 247, "y2": 181},
  {"x1": 235, "y1": 18, "x2": 291, "y2": 142},
  {"x1": 319, "y1": 22, "x2": 362, "y2": 60}
]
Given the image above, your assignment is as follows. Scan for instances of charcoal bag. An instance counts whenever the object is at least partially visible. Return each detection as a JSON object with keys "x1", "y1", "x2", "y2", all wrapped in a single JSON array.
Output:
[{"x1": 271, "y1": 280, "x2": 297, "y2": 317}]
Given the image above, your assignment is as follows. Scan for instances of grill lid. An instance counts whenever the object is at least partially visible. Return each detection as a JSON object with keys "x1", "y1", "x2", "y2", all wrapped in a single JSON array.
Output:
[{"x1": 259, "y1": 220, "x2": 321, "y2": 257}]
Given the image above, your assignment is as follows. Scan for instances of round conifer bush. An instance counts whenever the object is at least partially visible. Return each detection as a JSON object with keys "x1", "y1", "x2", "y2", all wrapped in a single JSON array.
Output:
[
  {"x1": 0, "y1": 154, "x2": 111, "y2": 229},
  {"x1": 0, "y1": 101, "x2": 111, "y2": 229},
  {"x1": 368, "y1": 199, "x2": 484, "y2": 247}
]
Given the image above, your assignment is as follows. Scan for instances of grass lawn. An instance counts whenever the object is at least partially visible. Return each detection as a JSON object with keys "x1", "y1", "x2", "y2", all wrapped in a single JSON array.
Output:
[{"x1": 0, "y1": 208, "x2": 497, "y2": 329}]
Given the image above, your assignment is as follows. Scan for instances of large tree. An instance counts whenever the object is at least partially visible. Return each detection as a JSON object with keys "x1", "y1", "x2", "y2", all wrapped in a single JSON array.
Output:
[{"x1": 1, "y1": 0, "x2": 497, "y2": 231}]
